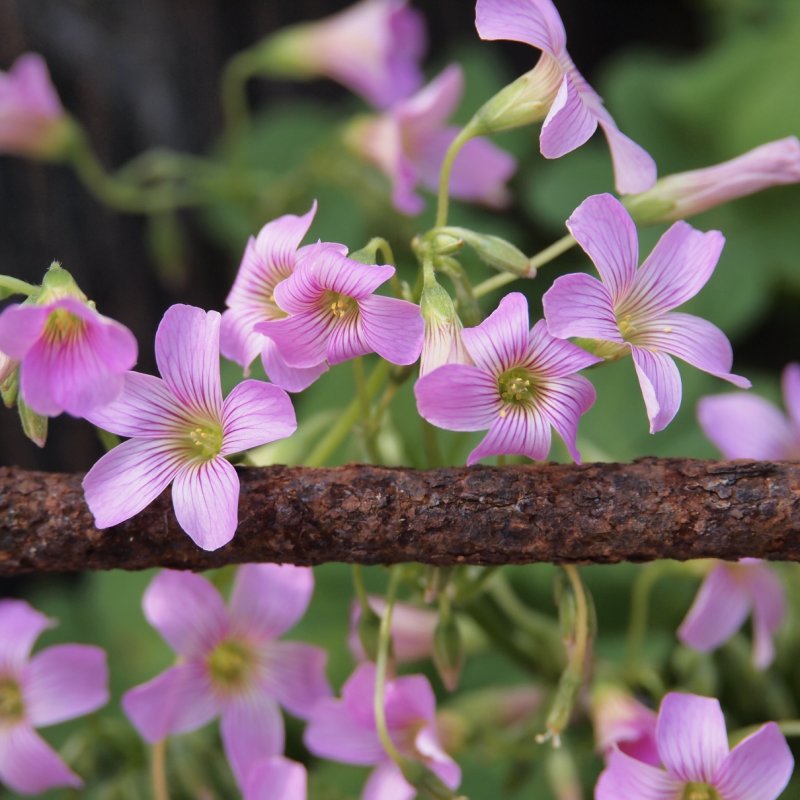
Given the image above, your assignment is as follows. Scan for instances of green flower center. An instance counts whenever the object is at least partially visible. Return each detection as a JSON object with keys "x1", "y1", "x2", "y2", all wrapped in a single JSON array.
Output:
[
  {"x1": 498, "y1": 367, "x2": 536, "y2": 406},
  {"x1": 682, "y1": 783, "x2": 720, "y2": 800},
  {"x1": 323, "y1": 291, "x2": 356, "y2": 319},
  {"x1": 43, "y1": 308, "x2": 86, "y2": 345},
  {"x1": 0, "y1": 677, "x2": 24, "y2": 723},
  {"x1": 206, "y1": 640, "x2": 256, "y2": 691},
  {"x1": 186, "y1": 422, "x2": 224, "y2": 461}
]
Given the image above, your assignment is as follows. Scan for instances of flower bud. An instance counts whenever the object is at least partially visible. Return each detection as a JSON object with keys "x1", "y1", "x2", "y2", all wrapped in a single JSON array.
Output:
[
  {"x1": 419, "y1": 282, "x2": 471, "y2": 377},
  {"x1": 433, "y1": 612, "x2": 464, "y2": 692},
  {"x1": 438, "y1": 227, "x2": 534, "y2": 277},
  {"x1": 1, "y1": 360, "x2": 19, "y2": 408},
  {"x1": 18, "y1": 396, "x2": 48, "y2": 447},
  {"x1": 355, "y1": 602, "x2": 383, "y2": 663}
]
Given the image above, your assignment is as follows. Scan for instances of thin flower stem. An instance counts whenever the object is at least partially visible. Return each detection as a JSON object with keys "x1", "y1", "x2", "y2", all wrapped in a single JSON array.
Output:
[
  {"x1": 367, "y1": 237, "x2": 396, "y2": 266},
  {"x1": 375, "y1": 566, "x2": 404, "y2": 765},
  {"x1": 220, "y1": 50, "x2": 260, "y2": 142},
  {"x1": 150, "y1": 740, "x2": 170, "y2": 800},
  {"x1": 435, "y1": 127, "x2": 476, "y2": 228},
  {"x1": 0, "y1": 275, "x2": 39, "y2": 297},
  {"x1": 352, "y1": 564, "x2": 370, "y2": 611},
  {"x1": 472, "y1": 234, "x2": 576, "y2": 299}
]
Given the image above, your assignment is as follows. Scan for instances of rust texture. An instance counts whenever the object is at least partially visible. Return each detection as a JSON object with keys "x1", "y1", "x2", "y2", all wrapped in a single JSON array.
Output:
[{"x1": 0, "y1": 459, "x2": 799, "y2": 575}]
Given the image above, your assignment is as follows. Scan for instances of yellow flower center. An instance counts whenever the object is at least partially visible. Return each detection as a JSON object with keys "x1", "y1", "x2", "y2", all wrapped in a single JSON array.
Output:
[
  {"x1": 0, "y1": 677, "x2": 24, "y2": 723},
  {"x1": 498, "y1": 367, "x2": 536, "y2": 406},
  {"x1": 323, "y1": 291, "x2": 356, "y2": 319},
  {"x1": 617, "y1": 314, "x2": 638, "y2": 340},
  {"x1": 206, "y1": 640, "x2": 257, "y2": 692},
  {"x1": 186, "y1": 422, "x2": 224, "y2": 461},
  {"x1": 43, "y1": 308, "x2": 86, "y2": 345},
  {"x1": 682, "y1": 783, "x2": 720, "y2": 800}
]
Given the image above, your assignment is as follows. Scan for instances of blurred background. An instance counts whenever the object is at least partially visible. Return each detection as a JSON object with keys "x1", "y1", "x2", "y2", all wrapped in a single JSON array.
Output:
[{"x1": 1, "y1": 0, "x2": 799, "y2": 797}]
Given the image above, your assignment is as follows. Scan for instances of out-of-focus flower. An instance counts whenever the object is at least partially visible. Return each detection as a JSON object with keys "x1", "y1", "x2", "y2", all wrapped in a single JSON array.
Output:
[
  {"x1": 698, "y1": 363, "x2": 800, "y2": 459},
  {"x1": 245, "y1": 757, "x2": 307, "y2": 800},
  {"x1": 474, "y1": 0, "x2": 656, "y2": 194},
  {"x1": 543, "y1": 193, "x2": 749, "y2": 433},
  {"x1": 595, "y1": 692, "x2": 793, "y2": 800},
  {"x1": 678, "y1": 559, "x2": 786, "y2": 670},
  {"x1": 345, "y1": 65, "x2": 516, "y2": 215},
  {"x1": 0, "y1": 53, "x2": 71, "y2": 158},
  {"x1": 0, "y1": 599, "x2": 108, "y2": 796},
  {"x1": 82, "y1": 304, "x2": 296, "y2": 551},
  {"x1": 221, "y1": 203, "x2": 330, "y2": 392},
  {"x1": 123, "y1": 566, "x2": 329, "y2": 791},
  {"x1": 591, "y1": 685, "x2": 658, "y2": 766},
  {"x1": 0, "y1": 264, "x2": 137, "y2": 418},
  {"x1": 305, "y1": 662, "x2": 460, "y2": 800},
  {"x1": 256, "y1": 245, "x2": 424, "y2": 369},
  {"x1": 415, "y1": 292, "x2": 599, "y2": 465},
  {"x1": 253, "y1": 0, "x2": 425, "y2": 109},
  {"x1": 626, "y1": 137, "x2": 800, "y2": 224}
]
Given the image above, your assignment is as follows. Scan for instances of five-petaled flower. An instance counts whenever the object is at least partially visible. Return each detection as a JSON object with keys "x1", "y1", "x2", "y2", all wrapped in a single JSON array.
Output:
[
  {"x1": 0, "y1": 599, "x2": 108, "y2": 796},
  {"x1": 474, "y1": 0, "x2": 656, "y2": 194},
  {"x1": 543, "y1": 193, "x2": 750, "y2": 433},
  {"x1": 595, "y1": 692, "x2": 794, "y2": 800},
  {"x1": 304, "y1": 662, "x2": 460, "y2": 800},
  {"x1": 415, "y1": 292, "x2": 600, "y2": 465},
  {"x1": 82, "y1": 303, "x2": 297, "y2": 551},
  {"x1": 255, "y1": 245, "x2": 424, "y2": 369},
  {"x1": 123, "y1": 566, "x2": 330, "y2": 793},
  {"x1": 221, "y1": 202, "x2": 331, "y2": 392}
]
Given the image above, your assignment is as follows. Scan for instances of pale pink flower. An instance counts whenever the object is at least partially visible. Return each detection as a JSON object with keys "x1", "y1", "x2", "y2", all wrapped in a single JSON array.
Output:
[
  {"x1": 82, "y1": 304, "x2": 296, "y2": 551},
  {"x1": 543, "y1": 193, "x2": 750, "y2": 433},
  {"x1": 475, "y1": 0, "x2": 656, "y2": 194},
  {"x1": 596, "y1": 693, "x2": 793, "y2": 800},
  {"x1": 220, "y1": 203, "x2": 331, "y2": 392},
  {"x1": 0, "y1": 295, "x2": 137, "y2": 418},
  {"x1": 123, "y1": 566, "x2": 329, "y2": 791},
  {"x1": 415, "y1": 292, "x2": 600, "y2": 465},
  {"x1": 0, "y1": 53, "x2": 68, "y2": 158},
  {"x1": 305, "y1": 663, "x2": 460, "y2": 800},
  {"x1": 592, "y1": 686, "x2": 658, "y2": 767},
  {"x1": 0, "y1": 599, "x2": 108, "y2": 795},
  {"x1": 347, "y1": 64, "x2": 516, "y2": 215},
  {"x1": 418, "y1": 281, "x2": 472, "y2": 378},
  {"x1": 245, "y1": 756, "x2": 307, "y2": 800}
]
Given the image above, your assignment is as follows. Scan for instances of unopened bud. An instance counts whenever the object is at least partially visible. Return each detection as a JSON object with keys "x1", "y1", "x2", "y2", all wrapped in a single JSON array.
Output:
[
  {"x1": 433, "y1": 614, "x2": 464, "y2": 692},
  {"x1": 438, "y1": 227, "x2": 533, "y2": 277},
  {"x1": 356, "y1": 602, "x2": 384, "y2": 663},
  {"x1": 18, "y1": 397, "x2": 47, "y2": 448},
  {"x1": 1, "y1": 363, "x2": 19, "y2": 408},
  {"x1": 419, "y1": 283, "x2": 470, "y2": 377},
  {"x1": 38, "y1": 262, "x2": 86, "y2": 304}
]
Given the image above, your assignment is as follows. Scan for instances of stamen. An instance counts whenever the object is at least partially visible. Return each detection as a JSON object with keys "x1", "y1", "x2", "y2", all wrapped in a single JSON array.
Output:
[
  {"x1": 498, "y1": 367, "x2": 537, "y2": 406},
  {"x1": 0, "y1": 677, "x2": 24, "y2": 722}
]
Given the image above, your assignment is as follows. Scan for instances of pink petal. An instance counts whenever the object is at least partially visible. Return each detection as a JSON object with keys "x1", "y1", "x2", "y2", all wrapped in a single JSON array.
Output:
[
  {"x1": 461, "y1": 292, "x2": 531, "y2": 372},
  {"x1": 360, "y1": 295, "x2": 424, "y2": 365},
  {"x1": 221, "y1": 306, "x2": 268, "y2": 373},
  {"x1": 565, "y1": 193, "x2": 638, "y2": 302},
  {"x1": 349, "y1": 597, "x2": 438, "y2": 663},
  {"x1": 142, "y1": 570, "x2": 228, "y2": 657},
  {"x1": 171, "y1": 457, "x2": 240, "y2": 551},
  {"x1": 221, "y1": 379, "x2": 296, "y2": 455},
  {"x1": 697, "y1": 394, "x2": 794, "y2": 460},
  {"x1": 599, "y1": 120, "x2": 658, "y2": 195},
  {"x1": 475, "y1": 0, "x2": 567, "y2": 56},
  {"x1": 220, "y1": 693, "x2": 285, "y2": 789},
  {"x1": 782, "y1": 363, "x2": 800, "y2": 433},
  {"x1": 259, "y1": 338, "x2": 328, "y2": 392},
  {"x1": 122, "y1": 662, "x2": 219, "y2": 743},
  {"x1": 536, "y1": 375, "x2": 596, "y2": 462},
  {"x1": 526, "y1": 318, "x2": 603, "y2": 377},
  {"x1": 678, "y1": 563, "x2": 751, "y2": 655},
  {"x1": 23, "y1": 644, "x2": 108, "y2": 727},
  {"x1": 414, "y1": 364, "x2": 500, "y2": 431},
  {"x1": 630, "y1": 347, "x2": 682, "y2": 433},
  {"x1": 396, "y1": 64, "x2": 463, "y2": 134},
  {"x1": 468, "y1": 404, "x2": 551, "y2": 465},
  {"x1": 540, "y1": 73, "x2": 598, "y2": 159},
  {"x1": 288, "y1": 248, "x2": 395, "y2": 303},
  {"x1": 303, "y1": 697, "x2": 384, "y2": 766},
  {"x1": 230, "y1": 564, "x2": 314, "y2": 640},
  {"x1": 245, "y1": 757, "x2": 307, "y2": 800},
  {"x1": 713, "y1": 722, "x2": 794, "y2": 800},
  {"x1": 542, "y1": 272, "x2": 622, "y2": 342},
  {"x1": 154, "y1": 304, "x2": 223, "y2": 419},
  {"x1": 656, "y1": 693, "x2": 729, "y2": 783},
  {"x1": 596, "y1": 749, "x2": 681, "y2": 800},
  {"x1": 625, "y1": 223, "x2": 725, "y2": 318},
  {"x1": 326, "y1": 311, "x2": 371, "y2": 364},
  {"x1": 82, "y1": 438, "x2": 184, "y2": 529},
  {"x1": 256, "y1": 310, "x2": 334, "y2": 369},
  {"x1": 0, "y1": 304, "x2": 47, "y2": 360},
  {"x1": 0, "y1": 600, "x2": 52, "y2": 674},
  {"x1": 0, "y1": 724, "x2": 82, "y2": 794},
  {"x1": 259, "y1": 641, "x2": 331, "y2": 720},
  {"x1": 634, "y1": 313, "x2": 750, "y2": 389},
  {"x1": 747, "y1": 565, "x2": 786, "y2": 670},
  {"x1": 363, "y1": 761, "x2": 416, "y2": 800},
  {"x1": 415, "y1": 727, "x2": 462, "y2": 788}
]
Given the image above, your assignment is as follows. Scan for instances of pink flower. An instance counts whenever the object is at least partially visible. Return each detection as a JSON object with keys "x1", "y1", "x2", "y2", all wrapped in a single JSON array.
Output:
[
  {"x1": 304, "y1": 663, "x2": 460, "y2": 800},
  {"x1": 123, "y1": 566, "x2": 330, "y2": 791},
  {"x1": 543, "y1": 193, "x2": 750, "y2": 433},
  {"x1": 82, "y1": 304, "x2": 296, "y2": 551},
  {"x1": 0, "y1": 294, "x2": 138, "y2": 418},
  {"x1": 415, "y1": 292, "x2": 600, "y2": 465},
  {"x1": 592, "y1": 686, "x2": 659, "y2": 767},
  {"x1": 255, "y1": 246, "x2": 424, "y2": 369},
  {"x1": 475, "y1": 0, "x2": 656, "y2": 194},
  {"x1": 678, "y1": 560, "x2": 786, "y2": 670},
  {"x1": 698, "y1": 363, "x2": 800, "y2": 460},
  {"x1": 0, "y1": 599, "x2": 108, "y2": 795},
  {"x1": 346, "y1": 64, "x2": 516, "y2": 215},
  {"x1": 245, "y1": 756, "x2": 307, "y2": 800},
  {"x1": 595, "y1": 692, "x2": 793, "y2": 800},
  {"x1": 220, "y1": 203, "x2": 330, "y2": 392},
  {"x1": 0, "y1": 53, "x2": 68, "y2": 158},
  {"x1": 627, "y1": 137, "x2": 800, "y2": 223}
]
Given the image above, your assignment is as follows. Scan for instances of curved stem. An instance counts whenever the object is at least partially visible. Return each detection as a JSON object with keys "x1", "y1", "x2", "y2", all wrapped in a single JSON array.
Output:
[
  {"x1": 473, "y1": 234, "x2": 576, "y2": 299},
  {"x1": 150, "y1": 740, "x2": 170, "y2": 800},
  {"x1": 221, "y1": 51, "x2": 259, "y2": 142},
  {"x1": 0, "y1": 276, "x2": 39, "y2": 297},
  {"x1": 435, "y1": 127, "x2": 476, "y2": 228},
  {"x1": 375, "y1": 566, "x2": 404, "y2": 764}
]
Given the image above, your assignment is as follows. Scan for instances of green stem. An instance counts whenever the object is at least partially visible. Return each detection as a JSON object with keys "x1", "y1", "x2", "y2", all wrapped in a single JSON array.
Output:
[
  {"x1": 0, "y1": 275, "x2": 39, "y2": 297},
  {"x1": 150, "y1": 740, "x2": 170, "y2": 800},
  {"x1": 375, "y1": 567, "x2": 404, "y2": 765},
  {"x1": 473, "y1": 234, "x2": 576, "y2": 299},
  {"x1": 221, "y1": 50, "x2": 260, "y2": 142},
  {"x1": 352, "y1": 564, "x2": 370, "y2": 611},
  {"x1": 435, "y1": 127, "x2": 476, "y2": 228}
]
